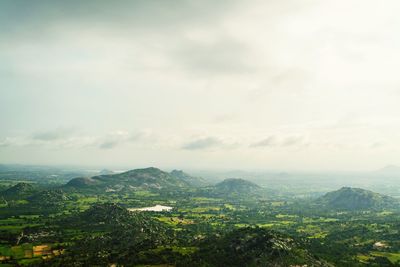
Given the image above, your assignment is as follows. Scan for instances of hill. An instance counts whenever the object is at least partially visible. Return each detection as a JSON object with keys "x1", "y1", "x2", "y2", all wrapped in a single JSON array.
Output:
[
  {"x1": 1, "y1": 182, "x2": 36, "y2": 199},
  {"x1": 66, "y1": 203, "x2": 168, "y2": 232},
  {"x1": 170, "y1": 169, "x2": 208, "y2": 187},
  {"x1": 99, "y1": 169, "x2": 115, "y2": 175},
  {"x1": 48, "y1": 203, "x2": 171, "y2": 266},
  {"x1": 65, "y1": 177, "x2": 98, "y2": 187},
  {"x1": 28, "y1": 189, "x2": 71, "y2": 206},
  {"x1": 317, "y1": 187, "x2": 398, "y2": 210},
  {"x1": 66, "y1": 167, "x2": 191, "y2": 192},
  {"x1": 214, "y1": 178, "x2": 261, "y2": 195},
  {"x1": 189, "y1": 227, "x2": 332, "y2": 267}
]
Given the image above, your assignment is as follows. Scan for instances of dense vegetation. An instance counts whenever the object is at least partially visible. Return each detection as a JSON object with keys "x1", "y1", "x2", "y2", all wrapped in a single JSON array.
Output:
[{"x1": 0, "y1": 165, "x2": 400, "y2": 266}]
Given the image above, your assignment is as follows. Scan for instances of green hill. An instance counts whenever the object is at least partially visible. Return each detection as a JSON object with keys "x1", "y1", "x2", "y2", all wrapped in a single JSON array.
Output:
[{"x1": 317, "y1": 187, "x2": 398, "y2": 210}]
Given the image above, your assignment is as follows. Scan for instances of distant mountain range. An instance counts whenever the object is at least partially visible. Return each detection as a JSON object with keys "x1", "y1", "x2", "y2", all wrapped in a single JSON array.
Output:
[
  {"x1": 317, "y1": 187, "x2": 399, "y2": 211},
  {"x1": 373, "y1": 165, "x2": 400, "y2": 176},
  {"x1": 2, "y1": 168, "x2": 265, "y2": 201},
  {"x1": 6, "y1": 167, "x2": 399, "y2": 212}
]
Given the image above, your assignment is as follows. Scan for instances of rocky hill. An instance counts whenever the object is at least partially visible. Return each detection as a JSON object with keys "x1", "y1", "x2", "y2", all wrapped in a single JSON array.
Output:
[
  {"x1": 214, "y1": 178, "x2": 261, "y2": 195},
  {"x1": 170, "y1": 169, "x2": 208, "y2": 187},
  {"x1": 28, "y1": 189, "x2": 71, "y2": 206},
  {"x1": 48, "y1": 203, "x2": 171, "y2": 266},
  {"x1": 66, "y1": 167, "x2": 191, "y2": 192},
  {"x1": 1, "y1": 182, "x2": 36, "y2": 199},
  {"x1": 317, "y1": 187, "x2": 398, "y2": 210},
  {"x1": 189, "y1": 227, "x2": 332, "y2": 267}
]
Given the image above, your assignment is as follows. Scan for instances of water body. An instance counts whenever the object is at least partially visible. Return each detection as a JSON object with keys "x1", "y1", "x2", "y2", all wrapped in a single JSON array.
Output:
[{"x1": 128, "y1": 205, "x2": 173, "y2": 212}]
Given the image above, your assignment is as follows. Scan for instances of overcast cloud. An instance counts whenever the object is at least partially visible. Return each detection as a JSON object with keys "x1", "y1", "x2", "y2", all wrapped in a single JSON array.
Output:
[{"x1": 1, "y1": 0, "x2": 400, "y2": 170}]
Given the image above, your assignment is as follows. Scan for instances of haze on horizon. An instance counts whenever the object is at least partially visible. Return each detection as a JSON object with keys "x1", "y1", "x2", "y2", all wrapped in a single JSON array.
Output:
[{"x1": 1, "y1": 0, "x2": 400, "y2": 171}]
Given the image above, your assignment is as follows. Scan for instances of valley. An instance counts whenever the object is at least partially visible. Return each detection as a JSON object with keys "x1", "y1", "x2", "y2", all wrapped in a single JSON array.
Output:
[{"x1": 0, "y1": 166, "x2": 399, "y2": 266}]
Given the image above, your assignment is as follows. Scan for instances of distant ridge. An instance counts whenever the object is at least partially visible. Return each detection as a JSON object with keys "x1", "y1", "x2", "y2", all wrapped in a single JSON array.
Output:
[{"x1": 374, "y1": 165, "x2": 400, "y2": 176}]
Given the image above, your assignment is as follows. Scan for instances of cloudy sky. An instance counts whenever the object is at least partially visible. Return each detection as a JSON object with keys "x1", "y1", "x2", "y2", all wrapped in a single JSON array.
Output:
[{"x1": 1, "y1": 0, "x2": 400, "y2": 171}]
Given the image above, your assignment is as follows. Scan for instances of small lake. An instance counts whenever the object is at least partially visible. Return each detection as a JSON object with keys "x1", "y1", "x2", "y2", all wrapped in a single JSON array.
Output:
[{"x1": 128, "y1": 205, "x2": 173, "y2": 212}]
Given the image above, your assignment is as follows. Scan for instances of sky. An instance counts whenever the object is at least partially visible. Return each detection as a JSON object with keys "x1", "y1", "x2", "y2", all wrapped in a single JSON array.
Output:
[{"x1": 1, "y1": 0, "x2": 400, "y2": 171}]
